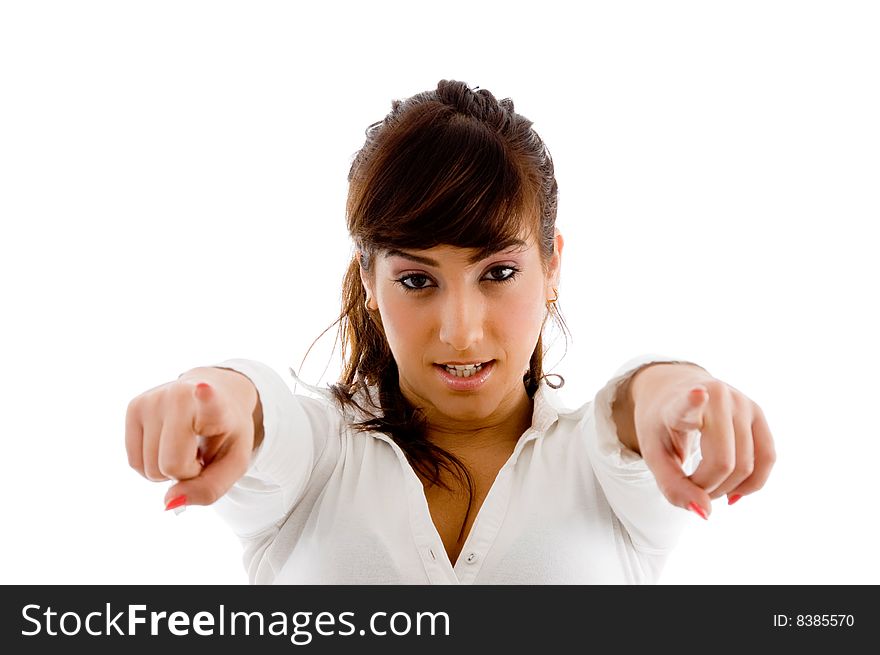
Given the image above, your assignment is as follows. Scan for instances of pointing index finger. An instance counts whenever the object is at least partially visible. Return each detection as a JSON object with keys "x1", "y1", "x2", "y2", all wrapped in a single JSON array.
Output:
[
  {"x1": 666, "y1": 386, "x2": 708, "y2": 433},
  {"x1": 686, "y1": 382, "x2": 736, "y2": 495},
  {"x1": 157, "y1": 382, "x2": 216, "y2": 481}
]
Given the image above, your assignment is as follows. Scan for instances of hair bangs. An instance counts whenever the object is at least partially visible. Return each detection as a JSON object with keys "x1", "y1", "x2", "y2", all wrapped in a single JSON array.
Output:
[{"x1": 349, "y1": 105, "x2": 540, "y2": 260}]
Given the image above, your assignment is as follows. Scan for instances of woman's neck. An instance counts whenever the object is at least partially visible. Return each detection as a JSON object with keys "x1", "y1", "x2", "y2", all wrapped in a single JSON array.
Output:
[{"x1": 423, "y1": 391, "x2": 535, "y2": 455}]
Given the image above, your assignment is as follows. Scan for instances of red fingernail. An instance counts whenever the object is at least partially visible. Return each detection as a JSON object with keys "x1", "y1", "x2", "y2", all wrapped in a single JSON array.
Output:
[
  {"x1": 687, "y1": 501, "x2": 708, "y2": 520},
  {"x1": 165, "y1": 495, "x2": 187, "y2": 511},
  {"x1": 196, "y1": 383, "x2": 210, "y2": 391},
  {"x1": 728, "y1": 494, "x2": 743, "y2": 506},
  {"x1": 690, "y1": 387, "x2": 707, "y2": 401}
]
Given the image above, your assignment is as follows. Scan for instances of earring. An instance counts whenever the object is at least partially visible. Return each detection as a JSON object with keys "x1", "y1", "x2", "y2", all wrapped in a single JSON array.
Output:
[
  {"x1": 547, "y1": 287, "x2": 559, "y2": 305},
  {"x1": 364, "y1": 296, "x2": 373, "y2": 311}
]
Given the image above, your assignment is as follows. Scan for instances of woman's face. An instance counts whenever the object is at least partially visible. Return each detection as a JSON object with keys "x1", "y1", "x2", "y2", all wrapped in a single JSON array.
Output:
[{"x1": 361, "y1": 229, "x2": 563, "y2": 430}]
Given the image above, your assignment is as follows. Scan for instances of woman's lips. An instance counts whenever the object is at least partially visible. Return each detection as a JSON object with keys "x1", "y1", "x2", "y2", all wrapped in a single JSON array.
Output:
[{"x1": 433, "y1": 360, "x2": 495, "y2": 391}]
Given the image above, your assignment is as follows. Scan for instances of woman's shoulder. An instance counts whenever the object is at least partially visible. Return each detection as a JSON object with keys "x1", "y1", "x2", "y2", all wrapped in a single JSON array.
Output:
[
  {"x1": 288, "y1": 368, "x2": 388, "y2": 429},
  {"x1": 535, "y1": 380, "x2": 592, "y2": 427}
]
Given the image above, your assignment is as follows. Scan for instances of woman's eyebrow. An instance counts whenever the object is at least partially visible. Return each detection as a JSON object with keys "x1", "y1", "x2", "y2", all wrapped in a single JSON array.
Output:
[
  {"x1": 384, "y1": 239, "x2": 528, "y2": 267},
  {"x1": 385, "y1": 249, "x2": 439, "y2": 267}
]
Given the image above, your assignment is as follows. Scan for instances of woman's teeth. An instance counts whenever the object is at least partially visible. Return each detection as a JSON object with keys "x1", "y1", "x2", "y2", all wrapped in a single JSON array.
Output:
[{"x1": 443, "y1": 363, "x2": 484, "y2": 378}]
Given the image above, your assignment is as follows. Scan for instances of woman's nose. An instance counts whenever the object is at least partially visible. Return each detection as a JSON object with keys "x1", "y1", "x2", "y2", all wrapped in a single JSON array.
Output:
[{"x1": 438, "y1": 291, "x2": 485, "y2": 352}]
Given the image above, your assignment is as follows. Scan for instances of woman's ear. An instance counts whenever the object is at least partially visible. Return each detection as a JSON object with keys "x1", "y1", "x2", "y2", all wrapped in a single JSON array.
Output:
[
  {"x1": 357, "y1": 251, "x2": 374, "y2": 300},
  {"x1": 548, "y1": 228, "x2": 564, "y2": 291}
]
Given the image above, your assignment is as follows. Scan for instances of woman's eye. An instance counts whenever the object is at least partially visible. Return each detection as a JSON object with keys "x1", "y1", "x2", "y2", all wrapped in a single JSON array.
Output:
[
  {"x1": 398, "y1": 274, "x2": 433, "y2": 290},
  {"x1": 485, "y1": 266, "x2": 517, "y2": 282}
]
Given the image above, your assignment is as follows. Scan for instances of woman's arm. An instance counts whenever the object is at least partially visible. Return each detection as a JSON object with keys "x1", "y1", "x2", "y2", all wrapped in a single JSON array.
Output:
[
  {"x1": 195, "y1": 359, "x2": 335, "y2": 538},
  {"x1": 582, "y1": 355, "x2": 705, "y2": 558}
]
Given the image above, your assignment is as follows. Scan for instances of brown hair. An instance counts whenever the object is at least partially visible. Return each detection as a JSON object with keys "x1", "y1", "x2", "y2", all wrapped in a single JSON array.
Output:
[{"x1": 307, "y1": 80, "x2": 570, "y2": 540}]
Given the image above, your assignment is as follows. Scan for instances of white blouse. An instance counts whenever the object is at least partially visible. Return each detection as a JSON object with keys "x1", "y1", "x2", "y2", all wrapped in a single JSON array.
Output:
[{"x1": 210, "y1": 354, "x2": 702, "y2": 584}]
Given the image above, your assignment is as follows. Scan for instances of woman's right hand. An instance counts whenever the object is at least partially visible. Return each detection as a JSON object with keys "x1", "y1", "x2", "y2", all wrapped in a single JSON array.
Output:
[{"x1": 125, "y1": 367, "x2": 264, "y2": 511}]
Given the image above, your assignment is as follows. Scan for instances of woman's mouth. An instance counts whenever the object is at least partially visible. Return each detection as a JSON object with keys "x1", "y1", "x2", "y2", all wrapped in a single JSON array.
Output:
[
  {"x1": 442, "y1": 362, "x2": 485, "y2": 377},
  {"x1": 434, "y1": 360, "x2": 495, "y2": 390}
]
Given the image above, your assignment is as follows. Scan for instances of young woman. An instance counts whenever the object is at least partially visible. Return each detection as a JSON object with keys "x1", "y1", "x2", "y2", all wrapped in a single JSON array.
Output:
[{"x1": 125, "y1": 80, "x2": 775, "y2": 584}]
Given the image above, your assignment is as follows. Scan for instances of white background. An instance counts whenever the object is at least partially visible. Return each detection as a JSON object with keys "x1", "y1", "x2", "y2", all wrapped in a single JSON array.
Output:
[{"x1": 2, "y1": 1, "x2": 878, "y2": 585}]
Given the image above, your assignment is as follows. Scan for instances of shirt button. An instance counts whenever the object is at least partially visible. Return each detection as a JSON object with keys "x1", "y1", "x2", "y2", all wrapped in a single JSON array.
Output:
[{"x1": 465, "y1": 552, "x2": 478, "y2": 564}]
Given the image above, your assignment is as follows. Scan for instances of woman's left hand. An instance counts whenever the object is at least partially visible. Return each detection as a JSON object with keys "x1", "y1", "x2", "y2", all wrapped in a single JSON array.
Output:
[{"x1": 626, "y1": 363, "x2": 776, "y2": 518}]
